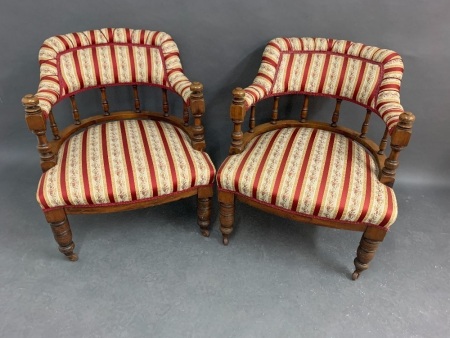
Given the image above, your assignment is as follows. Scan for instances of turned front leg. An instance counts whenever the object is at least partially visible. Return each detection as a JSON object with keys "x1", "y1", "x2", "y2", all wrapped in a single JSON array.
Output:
[
  {"x1": 218, "y1": 191, "x2": 235, "y2": 245},
  {"x1": 45, "y1": 209, "x2": 78, "y2": 261},
  {"x1": 352, "y1": 227, "x2": 386, "y2": 280},
  {"x1": 197, "y1": 186, "x2": 213, "y2": 237}
]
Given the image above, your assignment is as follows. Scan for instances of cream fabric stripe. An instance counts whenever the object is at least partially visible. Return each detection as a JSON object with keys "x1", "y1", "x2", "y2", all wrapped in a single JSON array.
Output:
[{"x1": 88, "y1": 124, "x2": 109, "y2": 204}]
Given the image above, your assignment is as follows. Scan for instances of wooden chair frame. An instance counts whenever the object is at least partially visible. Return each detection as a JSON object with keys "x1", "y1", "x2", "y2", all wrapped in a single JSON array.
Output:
[
  {"x1": 22, "y1": 29, "x2": 213, "y2": 261},
  {"x1": 218, "y1": 43, "x2": 415, "y2": 279}
]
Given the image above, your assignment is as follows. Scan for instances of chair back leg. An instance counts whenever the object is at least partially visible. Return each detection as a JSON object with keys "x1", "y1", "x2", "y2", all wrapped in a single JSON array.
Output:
[{"x1": 45, "y1": 209, "x2": 78, "y2": 261}]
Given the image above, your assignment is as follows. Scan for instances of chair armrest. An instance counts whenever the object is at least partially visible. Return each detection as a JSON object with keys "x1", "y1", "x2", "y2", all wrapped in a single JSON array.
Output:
[
  {"x1": 22, "y1": 94, "x2": 57, "y2": 172},
  {"x1": 380, "y1": 111, "x2": 415, "y2": 187}
]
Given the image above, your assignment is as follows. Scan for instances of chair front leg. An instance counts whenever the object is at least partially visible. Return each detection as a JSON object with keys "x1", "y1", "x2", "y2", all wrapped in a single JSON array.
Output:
[
  {"x1": 218, "y1": 190, "x2": 235, "y2": 245},
  {"x1": 45, "y1": 208, "x2": 78, "y2": 261},
  {"x1": 352, "y1": 227, "x2": 386, "y2": 280},
  {"x1": 197, "y1": 185, "x2": 213, "y2": 237}
]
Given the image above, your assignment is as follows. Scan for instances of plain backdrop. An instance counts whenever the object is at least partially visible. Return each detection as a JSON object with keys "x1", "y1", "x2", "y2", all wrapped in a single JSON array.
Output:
[
  {"x1": 1, "y1": 1, "x2": 450, "y2": 337},
  {"x1": 0, "y1": 0, "x2": 449, "y2": 188}
]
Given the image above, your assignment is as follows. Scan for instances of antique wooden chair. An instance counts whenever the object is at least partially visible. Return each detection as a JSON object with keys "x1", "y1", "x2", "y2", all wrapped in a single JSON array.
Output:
[
  {"x1": 217, "y1": 37, "x2": 415, "y2": 279},
  {"x1": 22, "y1": 28, "x2": 215, "y2": 261}
]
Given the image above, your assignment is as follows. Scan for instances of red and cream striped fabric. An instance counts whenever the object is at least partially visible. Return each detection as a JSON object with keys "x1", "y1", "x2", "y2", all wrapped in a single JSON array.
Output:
[
  {"x1": 37, "y1": 119, "x2": 215, "y2": 210},
  {"x1": 244, "y1": 37, "x2": 404, "y2": 132},
  {"x1": 36, "y1": 28, "x2": 192, "y2": 117},
  {"x1": 217, "y1": 127, "x2": 397, "y2": 228}
]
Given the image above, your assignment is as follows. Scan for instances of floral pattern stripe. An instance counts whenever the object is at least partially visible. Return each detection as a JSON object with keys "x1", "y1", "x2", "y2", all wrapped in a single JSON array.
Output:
[
  {"x1": 217, "y1": 127, "x2": 397, "y2": 228},
  {"x1": 37, "y1": 120, "x2": 215, "y2": 210}
]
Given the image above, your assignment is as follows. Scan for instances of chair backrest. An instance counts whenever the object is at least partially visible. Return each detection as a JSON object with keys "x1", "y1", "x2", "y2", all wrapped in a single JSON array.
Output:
[
  {"x1": 36, "y1": 28, "x2": 191, "y2": 117},
  {"x1": 244, "y1": 37, "x2": 404, "y2": 132}
]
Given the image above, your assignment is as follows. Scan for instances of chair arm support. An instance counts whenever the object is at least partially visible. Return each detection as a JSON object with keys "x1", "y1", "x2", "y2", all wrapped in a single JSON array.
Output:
[
  {"x1": 22, "y1": 94, "x2": 57, "y2": 172},
  {"x1": 189, "y1": 82, "x2": 206, "y2": 151},
  {"x1": 229, "y1": 88, "x2": 247, "y2": 154},
  {"x1": 380, "y1": 111, "x2": 415, "y2": 187}
]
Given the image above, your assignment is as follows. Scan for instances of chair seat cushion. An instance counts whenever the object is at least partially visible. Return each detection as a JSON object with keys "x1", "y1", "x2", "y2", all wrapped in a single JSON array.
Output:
[
  {"x1": 37, "y1": 119, "x2": 215, "y2": 210},
  {"x1": 217, "y1": 127, "x2": 397, "y2": 228}
]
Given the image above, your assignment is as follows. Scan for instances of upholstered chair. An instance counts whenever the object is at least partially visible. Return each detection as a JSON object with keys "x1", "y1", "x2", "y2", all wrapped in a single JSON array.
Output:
[
  {"x1": 217, "y1": 37, "x2": 415, "y2": 279},
  {"x1": 22, "y1": 28, "x2": 215, "y2": 261}
]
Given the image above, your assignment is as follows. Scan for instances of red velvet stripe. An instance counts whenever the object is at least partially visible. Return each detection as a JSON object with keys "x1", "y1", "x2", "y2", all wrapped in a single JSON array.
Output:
[
  {"x1": 379, "y1": 84, "x2": 400, "y2": 91},
  {"x1": 139, "y1": 30, "x2": 146, "y2": 44},
  {"x1": 154, "y1": 121, "x2": 178, "y2": 191},
  {"x1": 73, "y1": 33, "x2": 82, "y2": 47},
  {"x1": 313, "y1": 133, "x2": 336, "y2": 216},
  {"x1": 335, "y1": 138, "x2": 353, "y2": 220},
  {"x1": 300, "y1": 53, "x2": 313, "y2": 92},
  {"x1": 383, "y1": 67, "x2": 403, "y2": 74},
  {"x1": 151, "y1": 31, "x2": 159, "y2": 46},
  {"x1": 262, "y1": 56, "x2": 278, "y2": 68},
  {"x1": 119, "y1": 122, "x2": 137, "y2": 200},
  {"x1": 101, "y1": 123, "x2": 115, "y2": 203},
  {"x1": 335, "y1": 56, "x2": 348, "y2": 96},
  {"x1": 40, "y1": 76, "x2": 59, "y2": 84},
  {"x1": 282, "y1": 37, "x2": 293, "y2": 50},
  {"x1": 291, "y1": 129, "x2": 318, "y2": 211},
  {"x1": 327, "y1": 39, "x2": 334, "y2": 51},
  {"x1": 317, "y1": 53, "x2": 331, "y2": 93},
  {"x1": 172, "y1": 127, "x2": 196, "y2": 188},
  {"x1": 137, "y1": 120, "x2": 158, "y2": 196},
  {"x1": 232, "y1": 135, "x2": 264, "y2": 192},
  {"x1": 270, "y1": 128, "x2": 301, "y2": 205},
  {"x1": 351, "y1": 62, "x2": 367, "y2": 101},
  {"x1": 128, "y1": 45, "x2": 136, "y2": 83},
  {"x1": 356, "y1": 152, "x2": 372, "y2": 223},
  {"x1": 284, "y1": 53, "x2": 294, "y2": 92},
  {"x1": 89, "y1": 31, "x2": 96, "y2": 44},
  {"x1": 146, "y1": 47, "x2": 153, "y2": 84},
  {"x1": 109, "y1": 45, "x2": 119, "y2": 83},
  {"x1": 59, "y1": 139, "x2": 71, "y2": 205},
  {"x1": 267, "y1": 41, "x2": 282, "y2": 52},
  {"x1": 72, "y1": 51, "x2": 84, "y2": 89},
  {"x1": 379, "y1": 188, "x2": 394, "y2": 227},
  {"x1": 257, "y1": 72, "x2": 273, "y2": 84},
  {"x1": 38, "y1": 177, "x2": 50, "y2": 209},
  {"x1": 56, "y1": 35, "x2": 70, "y2": 49},
  {"x1": 251, "y1": 129, "x2": 283, "y2": 199},
  {"x1": 381, "y1": 52, "x2": 399, "y2": 64},
  {"x1": 81, "y1": 130, "x2": 93, "y2": 204},
  {"x1": 344, "y1": 41, "x2": 352, "y2": 53},
  {"x1": 107, "y1": 28, "x2": 114, "y2": 42},
  {"x1": 91, "y1": 47, "x2": 101, "y2": 85},
  {"x1": 125, "y1": 28, "x2": 132, "y2": 43}
]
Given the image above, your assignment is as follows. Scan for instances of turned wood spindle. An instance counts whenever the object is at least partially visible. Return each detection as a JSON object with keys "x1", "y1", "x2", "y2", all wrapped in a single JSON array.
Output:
[
  {"x1": 70, "y1": 95, "x2": 81, "y2": 125},
  {"x1": 300, "y1": 95, "x2": 309, "y2": 122},
  {"x1": 380, "y1": 112, "x2": 415, "y2": 187},
  {"x1": 360, "y1": 109, "x2": 372, "y2": 138},
  {"x1": 22, "y1": 94, "x2": 56, "y2": 172},
  {"x1": 249, "y1": 105, "x2": 256, "y2": 133},
  {"x1": 132, "y1": 85, "x2": 141, "y2": 113},
  {"x1": 271, "y1": 96, "x2": 279, "y2": 124},
  {"x1": 100, "y1": 87, "x2": 110, "y2": 115},
  {"x1": 331, "y1": 99, "x2": 342, "y2": 127},
  {"x1": 229, "y1": 87, "x2": 246, "y2": 154},
  {"x1": 162, "y1": 88, "x2": 169, "y2": 117},
  {"x1": 48, "y1": 110, "x2": 60, "y2": 140},
  {"x1": 190, "y1": 82, "x2": 206, "y2": 150},
  {"x1": 378, "y1": 127, "x2": 389, "y2": 155},
  {"x1": 183, "y1": 102, "x2": 189, "y2": 126}
]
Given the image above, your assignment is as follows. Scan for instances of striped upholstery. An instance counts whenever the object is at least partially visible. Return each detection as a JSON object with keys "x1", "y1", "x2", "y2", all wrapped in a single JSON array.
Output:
[
  {"x1": 217, "y1": 127, "x2": 397, "y2": 228},
  {"x1": 36, "y1": 28, "x2": 192, "y2": 117},
  {"x1": 37, "y1": 119, "x2": 215, "y2": 210},
  {"x1": 244, "y1": 37, "x2": 404, "y2": 132}
]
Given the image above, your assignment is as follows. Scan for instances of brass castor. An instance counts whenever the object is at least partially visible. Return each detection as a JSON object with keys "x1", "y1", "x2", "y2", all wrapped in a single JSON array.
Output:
[
  {"x1": 67, "y1": 253, "x2": 79, "y2": 261},
  {"x1": 201, "y1": 229, "x2": 210, "y2": 237},
  {"x1": 222, "y1": 235, "x2": 229, "y2": 246},
  {"x1": 352, "y1": 271, "x2": 360, "y2": 280}
]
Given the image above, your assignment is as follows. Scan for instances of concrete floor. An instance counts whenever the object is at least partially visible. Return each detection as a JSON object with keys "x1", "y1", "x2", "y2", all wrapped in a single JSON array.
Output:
[{"x1": 1, "y1": 160, "x2": 449, "y2": 337}]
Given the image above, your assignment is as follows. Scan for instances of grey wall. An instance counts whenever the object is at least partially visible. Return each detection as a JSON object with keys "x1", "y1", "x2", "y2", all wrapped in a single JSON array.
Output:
[{"x1": 1, "y1": 0, "x2": 449, "y2": 188}]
